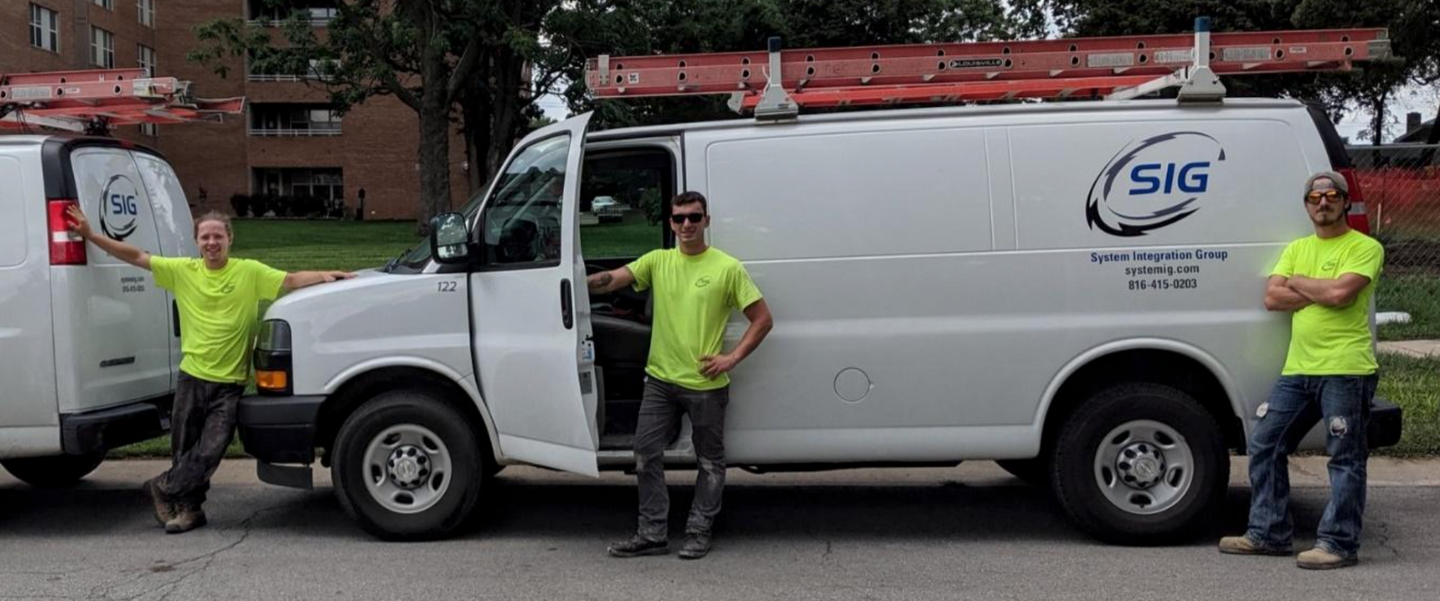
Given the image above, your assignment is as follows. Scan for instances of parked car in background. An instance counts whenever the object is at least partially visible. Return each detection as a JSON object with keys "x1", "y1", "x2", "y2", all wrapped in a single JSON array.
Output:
[{"x1": 591, "y1": 195, "x2": 622, "y2": 223}]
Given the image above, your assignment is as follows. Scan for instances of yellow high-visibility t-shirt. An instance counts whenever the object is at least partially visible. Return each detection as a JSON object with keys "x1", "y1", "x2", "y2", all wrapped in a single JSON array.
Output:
[
  {"x1": 626, "y1": 247, "x2": 763, "y2": 390},
  {"x1": 151, "y1": 257, "x2": 287, "y2": 384},
  {"x1": 1269, "y1": 230, "x2": 1384, "y2": 376}
]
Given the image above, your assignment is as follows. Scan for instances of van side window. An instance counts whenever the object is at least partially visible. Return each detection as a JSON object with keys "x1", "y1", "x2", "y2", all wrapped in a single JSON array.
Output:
[
  {"x1": 579, "y1": 148, "x2": 675, "y2": 260},
  {"x1": 479, "y1": 134, "x2": 570, "y2": 266}
]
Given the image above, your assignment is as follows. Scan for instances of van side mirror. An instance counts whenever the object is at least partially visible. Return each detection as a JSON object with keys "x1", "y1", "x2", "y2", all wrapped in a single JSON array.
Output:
[{"x1": 429, "y1": 212, "x2": 471, "y2": 264}]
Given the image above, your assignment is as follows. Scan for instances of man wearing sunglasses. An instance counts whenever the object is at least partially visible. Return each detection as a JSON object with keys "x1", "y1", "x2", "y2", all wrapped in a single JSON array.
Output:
[
  {"x1": 587, "y1": 191, "x2": 774, "y2": 560},
  {"x1": 1220, "y1": 172, "x2": 1384, "y2": 569}
]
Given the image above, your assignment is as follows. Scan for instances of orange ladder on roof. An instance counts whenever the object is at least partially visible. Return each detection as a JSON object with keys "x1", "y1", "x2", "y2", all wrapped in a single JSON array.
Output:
[
  {"x1": 0, "y1": 68, "x2": 244, "y2": 133},
  {"x1": 584, "y1": 17, "x2": 1391, "y2": 119}
]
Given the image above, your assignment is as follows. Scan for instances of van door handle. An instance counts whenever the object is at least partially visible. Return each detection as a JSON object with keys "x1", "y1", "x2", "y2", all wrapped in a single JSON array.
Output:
[{"x1": 560, "y1": 279, "x2": 574, "y2": 330}]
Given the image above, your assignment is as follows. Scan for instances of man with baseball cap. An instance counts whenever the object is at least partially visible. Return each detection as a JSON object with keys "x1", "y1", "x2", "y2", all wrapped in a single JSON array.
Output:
[{"x1": 1219, "y1": 171, "x2": 1384, "y2": 569}]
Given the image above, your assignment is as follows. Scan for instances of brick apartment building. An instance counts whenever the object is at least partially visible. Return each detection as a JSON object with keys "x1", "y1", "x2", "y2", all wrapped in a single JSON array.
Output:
[{"x1": 2, "y1": 0, "x2": 468, "y2": 220}]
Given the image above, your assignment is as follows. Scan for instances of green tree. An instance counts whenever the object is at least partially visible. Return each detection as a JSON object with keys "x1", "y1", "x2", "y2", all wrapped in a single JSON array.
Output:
[{"x1": 190, "y1": 0, "x2": 538, "y2": 230}]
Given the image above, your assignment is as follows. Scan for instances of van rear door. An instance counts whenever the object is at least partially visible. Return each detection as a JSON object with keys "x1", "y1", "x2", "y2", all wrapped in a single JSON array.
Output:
[
  {"x1": 50, "y1": 144, "x2": 173, "y2": 414},
  {"x1": 133, "y1": 152, "x2": 197, "y2": 388}
]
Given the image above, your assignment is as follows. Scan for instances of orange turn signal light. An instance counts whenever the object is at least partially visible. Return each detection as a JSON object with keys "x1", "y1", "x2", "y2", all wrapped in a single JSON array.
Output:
[{"x1": 256, "y1": 370, "x2": 288, "y2": 390}]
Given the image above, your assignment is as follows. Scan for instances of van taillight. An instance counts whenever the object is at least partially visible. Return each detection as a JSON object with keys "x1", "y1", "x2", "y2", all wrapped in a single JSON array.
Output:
[
  {"x1": 1337, "y1": 167, "x2": 1370, "y2": 234},
  {"x1": 47, "y1": 200, "x2": 88, "y2": 265}
]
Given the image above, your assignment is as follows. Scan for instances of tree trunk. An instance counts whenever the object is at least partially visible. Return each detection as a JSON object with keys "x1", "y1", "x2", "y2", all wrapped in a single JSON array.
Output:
[
  {"x1": 1369, "y1": 91, "x2": 1388, "y2": 146},
  {"x1": 416, "y1": 88, "x2": 452, "y2": 234}
]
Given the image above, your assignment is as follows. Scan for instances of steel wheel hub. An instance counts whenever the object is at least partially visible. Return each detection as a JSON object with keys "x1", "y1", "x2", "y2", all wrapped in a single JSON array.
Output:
[
  {"x1": 1092, "y1": 419, "x2": 1195, "y2": 516},
  {"x1": 1116, "y1": 442, "x2": 1166, "y2": 489},
  {"x1": 387, "y1": 445, "x2": 432, "y2": 489}
]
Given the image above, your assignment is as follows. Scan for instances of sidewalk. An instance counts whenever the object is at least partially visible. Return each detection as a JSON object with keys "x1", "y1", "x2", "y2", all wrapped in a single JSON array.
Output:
[{"x1": 1378, "y1": 339, "x2": 1440, "y2": 359}]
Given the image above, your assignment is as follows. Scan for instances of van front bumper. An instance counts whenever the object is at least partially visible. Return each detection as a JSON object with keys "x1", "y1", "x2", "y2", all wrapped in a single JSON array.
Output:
[{"x1": 237, "y1": 394, "x2": 325, "y2": 488}]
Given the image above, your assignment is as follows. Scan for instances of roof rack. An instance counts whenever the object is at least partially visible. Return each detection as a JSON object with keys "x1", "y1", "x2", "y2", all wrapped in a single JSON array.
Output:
[
  {"x1": 585, "y1": 17, "x2": 1391, "y2": 121},
  {"x1": 0, "y1": 68, "x2": 244, "y2": 134}
]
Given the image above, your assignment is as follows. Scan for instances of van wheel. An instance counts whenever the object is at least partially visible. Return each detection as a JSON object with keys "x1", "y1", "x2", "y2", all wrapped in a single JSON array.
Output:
[
  {"x1": 1050, "y1": 383, "x2": 1226, "y2": 545},
  {"x1": 996, "y1": 458, "x2": 1049, "y2": 487},
  {"x1": 1, "y1": 451, "x2": 106, "y2": 488},
  {"x1": 332, "y1": 390, "x2": 485, "y2": 541}
]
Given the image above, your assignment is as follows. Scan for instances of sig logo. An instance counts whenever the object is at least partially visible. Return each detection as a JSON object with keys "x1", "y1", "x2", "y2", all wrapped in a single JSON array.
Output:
[
  {"x1": 98, "y1": 174, "x2": 141, "y2": 241},
  {"x1": 1085, "y1": 132, "x2": 1226, "y2": 237},
  {"x1": 695, "y1": 275, "x2": 713, "y2": 289}
]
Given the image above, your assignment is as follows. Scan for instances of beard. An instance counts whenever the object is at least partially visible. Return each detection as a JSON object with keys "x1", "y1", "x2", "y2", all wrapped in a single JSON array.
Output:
[{"x1": 1310, "y1": 207, "x2": 1346, "y2": 226}]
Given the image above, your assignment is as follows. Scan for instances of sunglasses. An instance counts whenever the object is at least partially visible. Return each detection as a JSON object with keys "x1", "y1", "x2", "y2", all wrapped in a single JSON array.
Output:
[
  {"x1": 1304, "y1": 189, "x2": 1347, "y2": 205},
  {"x1": 670, "y1": 212, "x2": 706, "y2": 224}
]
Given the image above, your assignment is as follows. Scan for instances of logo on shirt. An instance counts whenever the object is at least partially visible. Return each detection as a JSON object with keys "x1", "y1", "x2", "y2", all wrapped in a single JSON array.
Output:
[
  {"x1": 695, "y1": 276, "x2": 712, "y2": 289},
  {"x1": 98, "y1": 174, "x2": 141, "y2": 241},
  {"x1": 1322, "y1": 260, "x2": 1338, "y2": 272},
  {"x1": 220, "y1": 283, "x2": 236, "y2": 294}
]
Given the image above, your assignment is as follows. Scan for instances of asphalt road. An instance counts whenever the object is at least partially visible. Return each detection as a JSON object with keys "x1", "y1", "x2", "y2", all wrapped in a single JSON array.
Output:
[{"x1": 2, "y1": 459, "x2": 1437, "y2": 601}]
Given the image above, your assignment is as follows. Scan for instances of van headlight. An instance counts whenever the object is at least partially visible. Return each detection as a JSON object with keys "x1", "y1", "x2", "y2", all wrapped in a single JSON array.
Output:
[{"x1": 254, "y1": 320, "x2": 292, "y2": 396}]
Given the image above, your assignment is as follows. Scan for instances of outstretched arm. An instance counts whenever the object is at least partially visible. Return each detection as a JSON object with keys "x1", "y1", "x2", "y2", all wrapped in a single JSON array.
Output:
[
  {"x1": 283, "y1": 270, "x2": 356, "y2": 291},
  {"x1": 587, "y1": 266, "x2": 636, "y2": 294},
  {"x1": 66, "y1": 205, "x2": 152, "y2": 270},
  {"x1": 701, "y1": 299, "x2": 774, "y2": 378}
]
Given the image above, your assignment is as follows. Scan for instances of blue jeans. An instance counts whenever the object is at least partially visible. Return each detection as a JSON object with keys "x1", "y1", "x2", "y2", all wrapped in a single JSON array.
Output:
[{"x1": 1245, "y1": 374, "x2": 1378, "y2": 558}]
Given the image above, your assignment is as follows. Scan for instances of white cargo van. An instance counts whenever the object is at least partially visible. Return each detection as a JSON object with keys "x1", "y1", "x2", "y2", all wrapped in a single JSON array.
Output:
[
  {"x1": 0, "y1": 136, "x2": 193, "y2": 486},
  {"x1": 236, "y1": 99, "x2": 1401, "y2": 542}
]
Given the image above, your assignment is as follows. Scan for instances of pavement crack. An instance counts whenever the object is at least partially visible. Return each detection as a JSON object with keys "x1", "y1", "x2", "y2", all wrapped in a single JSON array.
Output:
[
  {"x1": 95, "y1": 503, "x2": 282, "y2": 601},
  {"x1": 1290, "y1": 461, "x2": 1327, "y2": 483},
  {"x1": 1371, "y1": 518, "x2": 1401, "y2": 558}
]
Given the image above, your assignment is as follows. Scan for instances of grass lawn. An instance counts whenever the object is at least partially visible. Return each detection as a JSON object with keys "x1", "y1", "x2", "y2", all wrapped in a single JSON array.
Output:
[
  {"x1": 1375, "y1": 353, "x2": 1440, "y2": 457},
  {"x1": 1378, "y1": 273, "x2": 1440, "y2": 341}
]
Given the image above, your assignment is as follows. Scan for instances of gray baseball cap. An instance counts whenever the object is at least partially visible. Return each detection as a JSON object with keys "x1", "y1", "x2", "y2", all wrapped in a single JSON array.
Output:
[{"x1": 1305, "y1": 171, "x2": 1349, "y2": 195}]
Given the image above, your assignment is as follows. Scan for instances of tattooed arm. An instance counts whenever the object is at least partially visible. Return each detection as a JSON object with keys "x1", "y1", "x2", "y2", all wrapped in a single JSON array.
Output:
[{"x1": 586, "y1": 266, "x2": 635, "y2": 294}]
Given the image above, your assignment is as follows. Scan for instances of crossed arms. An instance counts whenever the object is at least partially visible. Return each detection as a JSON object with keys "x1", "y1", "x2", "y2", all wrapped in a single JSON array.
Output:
[{"x1": 1264, "y1": 274, "x2": 1371, "y2": 312}]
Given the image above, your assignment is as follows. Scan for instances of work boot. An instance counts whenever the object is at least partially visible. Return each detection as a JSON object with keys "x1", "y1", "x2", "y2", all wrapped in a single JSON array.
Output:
[
  {"x1": 607, "y1": 534, "x2": 668, "y2": 558},
  {"x1": 1296, "y1": 546, "x2": 1359, "y2": 570},
  {"x1": 1218, "y1": 535, "x2": 1291, "y2": 556},
  {"x1": 164, "y1": 507, "x2": 208, "y2": 534},
  {"x1": 678, "y1": 531, "x2": 712, "y2": 560},
  {"x1": 142, "y1": 477, "x2": 177, "y2": 526}
]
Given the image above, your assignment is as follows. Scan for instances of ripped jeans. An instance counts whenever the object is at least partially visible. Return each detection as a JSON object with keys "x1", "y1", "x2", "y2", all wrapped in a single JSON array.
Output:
[
  {"x1": 1246, "y1": 374, "x2": 1378, "y2": 558},
  {"x1": 633, "y1": 378, "x2": 729, "y2": 540}
]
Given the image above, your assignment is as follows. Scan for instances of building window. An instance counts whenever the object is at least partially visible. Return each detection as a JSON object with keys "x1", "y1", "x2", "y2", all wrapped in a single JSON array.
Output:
[
  {"x1": 140, "y1": 123, "x2": 157, "y2": 136},
  {"x1": 251, "y1": 168, "x2": 346, "y2": 217},
  {"x1": 249, "y1": 104, "x2": 343, "y2": 136},
  {"x1": 93, "y1": 0, "x2": 113, "y2": 10},
  {"x1": 29, "y1": 4, "x2": 59, "y2": 53},
  {"x1": 138, "y1": 0, "x2": 155, "y2": 27},
  {"x1": 138, "y1": 44, "x2": 155, "y2": 76},
  {"x1": 248, "y1": 1, "x2": 338, "y2": 25},
  {"x1": 91, "y1": 27, "x2": 114, "y2": 68}
]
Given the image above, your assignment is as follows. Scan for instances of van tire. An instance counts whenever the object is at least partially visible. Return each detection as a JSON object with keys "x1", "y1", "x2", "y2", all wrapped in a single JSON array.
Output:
[
  {"x1": 1, "y1": 451, "x2": 106, "y2": 488},
  {"x1": 996, "y1": 459, "x2": 1049, "y2": 487},
  {"x1": 1050, "y1": 383, "x2": 1227, "y2": 545},
  {"x1": 332, "y1": 390, "x2": 485, "y2": 541}
]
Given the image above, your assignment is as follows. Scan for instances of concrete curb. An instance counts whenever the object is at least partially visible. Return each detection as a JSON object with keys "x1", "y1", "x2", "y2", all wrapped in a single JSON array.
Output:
[{"x1": 1377, "y1": 339, "x2": 1440, "y2": 359}]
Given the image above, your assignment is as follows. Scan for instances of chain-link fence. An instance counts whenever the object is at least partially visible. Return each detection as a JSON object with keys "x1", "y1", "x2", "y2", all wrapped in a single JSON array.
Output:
[{"x1": 1348, "y1": 144, "x2": 1440, "y2": 340}]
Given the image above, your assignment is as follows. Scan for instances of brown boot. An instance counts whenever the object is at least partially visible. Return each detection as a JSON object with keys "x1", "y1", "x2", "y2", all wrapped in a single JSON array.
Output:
[
  {"x1": 1218, "y1": 535, "x2": 1291, "y2": 556},
  {"x1": 1296, "y1": 546, "x2": 1359, "y2": 570},
  {"x1": 164, "y1": 507, "x2": 208, "y2": 534},
  {"x1": 143, "y1": 477, "x2": 177, "y2": 526}
]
